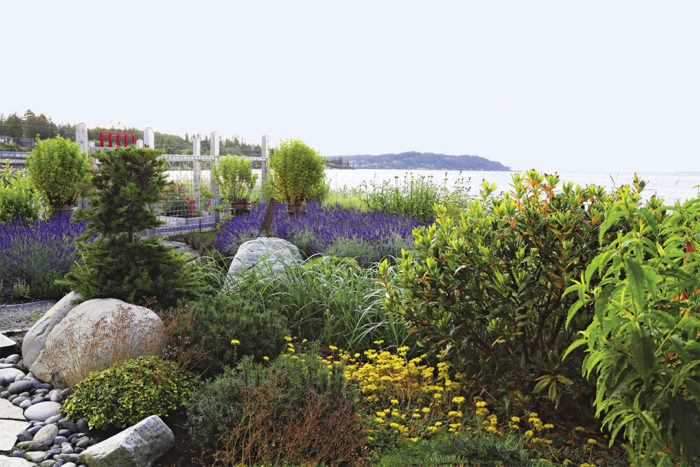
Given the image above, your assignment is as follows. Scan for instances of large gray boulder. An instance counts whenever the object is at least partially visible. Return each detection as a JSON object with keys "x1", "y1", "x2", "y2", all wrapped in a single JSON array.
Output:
[
  {"x1": 225, "y1": 237, "x2": 301, "y2": 289},
  {"x1": 79, "y1": 415, "x2": 174, "y2": 466},
  {"x1": 22, "y1": 292, "x2": 81, "y2": 369},
  {"x1": 30, "y1": 299, "x2": 165, "y2": 388}
]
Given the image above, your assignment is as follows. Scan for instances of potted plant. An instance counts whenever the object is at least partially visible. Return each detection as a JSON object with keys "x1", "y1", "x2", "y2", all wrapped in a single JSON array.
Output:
[
  {"x1": 268, "y1": 139, "x2": 326, "y2": 215},
  {"x1": 212, "y1": 155, "x2": 258, "y2": 215},
  {"x1": 26, "y1": 135, "x2": 93, "y2": 217}
]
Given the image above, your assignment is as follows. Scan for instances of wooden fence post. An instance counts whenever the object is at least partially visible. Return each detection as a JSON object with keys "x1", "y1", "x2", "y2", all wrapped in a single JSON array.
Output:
[
  {"x1": 210, "y1": 131, "x2": 220, "y2": 225},
  {"x1": 261, "y1": 135, "x2": 268, "y2": 200},
  {"x1": 193, "y1": 134, "x2": 201, "y2": 198}
]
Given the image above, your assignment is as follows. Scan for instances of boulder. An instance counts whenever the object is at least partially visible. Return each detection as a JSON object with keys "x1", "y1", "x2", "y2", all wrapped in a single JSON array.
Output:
[
  {"x1": 79, "y1": 415, "x2": 174, "y2": 467},
  {"x1": 22, "y1": 292, "x2": 82, "y2": 369},
  {"x1": 30, "y1": 299, "x2": 164, "y2": 388},
  {"x1": 225, "y1": 237, "x2": 301, "y2": 289}
]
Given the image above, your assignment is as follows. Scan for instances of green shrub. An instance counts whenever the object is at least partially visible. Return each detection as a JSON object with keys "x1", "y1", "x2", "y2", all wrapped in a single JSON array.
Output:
[
  {"x1": 381, "y1": 170, "x2": 633, "y2": 409},
  {"x1": 166, "y1": 292, "x2": 289, "y2": 376},
  {"x1": 566, "y1": 193, "x2": 700, "y2": 465},
  {"x1": 186, "y1": 350, "x2": 364, "y2": 465},
  {"x1": 61, "y1": 355, "x2": 197, "y2": 430},
  {"x1": 25, "y1": 135, "x2": 92, "y2": 209},
  {"x1": 359, "y1": 172, "x2": 441, "y2": 223},
  {"x1": 212, "y1": 155, "x2": 258, "y2": 201},
  {"x1": 0, "y1": 161, "x2": 42, "y2": 223},
  {"x1": 64, "y1": 147, "x2": 207, "y2": 309},
  {"x1": 378, "y1": 432, "x2": 531, "y2": 466}
]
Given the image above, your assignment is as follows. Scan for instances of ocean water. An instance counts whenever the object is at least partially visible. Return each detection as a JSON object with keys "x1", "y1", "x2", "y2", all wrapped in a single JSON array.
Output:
[{"x1": 325, "y1": 169, "x2": 700, "y2": 204}]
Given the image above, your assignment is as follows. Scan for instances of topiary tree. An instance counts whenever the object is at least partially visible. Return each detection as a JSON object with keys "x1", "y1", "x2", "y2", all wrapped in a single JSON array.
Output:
[
  {"x1": 268, "y1": 139, "x2": 326, "y2": 204},
  {"x1": 64, "y1": 147, "x2": 206, "y2": 309},
  {"x1": 25, "y1": 135, "x2": 93, "y2": 211}
]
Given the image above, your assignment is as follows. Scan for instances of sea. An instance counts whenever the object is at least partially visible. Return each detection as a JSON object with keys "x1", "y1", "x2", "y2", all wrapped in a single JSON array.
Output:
[{"x1": 324, "y1": 169, "x2": 700, "y2": 204}]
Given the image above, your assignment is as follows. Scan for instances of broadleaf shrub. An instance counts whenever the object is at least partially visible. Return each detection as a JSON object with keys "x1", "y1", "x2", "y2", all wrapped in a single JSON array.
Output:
[
  {"x1": 566, "y1": 193, "x2": 700, "y2": 465},
  {"x1": 186, "y1": 350, "x2": 365, "y2": 465},
  {"x1": 0, "y1": 161, "x2": 42, "y2": 224},
  {"x1": 381, "y1": 170, "x2": 637, "y2": 409},
  {"x1": 61, "y1": 355, "x2": 196, "y2": 430}
]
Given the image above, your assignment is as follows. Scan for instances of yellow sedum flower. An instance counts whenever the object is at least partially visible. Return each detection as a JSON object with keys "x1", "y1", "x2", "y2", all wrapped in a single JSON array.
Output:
[{"x1": 230, "y1": 339, "x2": 240, "y2": 345}]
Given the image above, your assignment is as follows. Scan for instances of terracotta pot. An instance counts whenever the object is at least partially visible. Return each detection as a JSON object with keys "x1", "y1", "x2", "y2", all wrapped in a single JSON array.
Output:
[
  {"x1": 230, "y1": 199, "x2": 251, "y2": 215},
  {"x1": 53, "y1": 204, "x2": 75, "y2": 218},
  {"x1": 286, "y1": 202, "x2": 306, "y2": 216}
]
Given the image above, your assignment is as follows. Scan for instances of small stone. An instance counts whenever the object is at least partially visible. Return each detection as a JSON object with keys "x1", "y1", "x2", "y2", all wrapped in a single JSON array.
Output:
[
  {"x1": 38, "y1": 383, "x2": 52, "y2": 390},
  {"x1": 12, "y1": 450, "x2": 25, "y2": 457},
  {"x1": 55, "y1": 453, "x2": 79, "y2": 463},
  {"x1": 58, "y1": 420, "x2": 77, "y2": 432},
  {"x1": 1, "y1": 390, "x2": 10, "y2": 398},
  {"x1": 27, "y1": 425, "x2": 43, "y2": 435},
  {"x1": 49, "y1": 391, "x2": 63, "y2": 403},
  {"x1": 24, "y1": 402, "x2": 62, "y2": 422},
  {"x1": 33, "y1": 424, "x2": 58, "y2": 446},
  {"x1": 63, "y1": 463, "x2": 77, "y2": 467},
  {"x1": 57, "y1": 429, "x2": 71, "y2": 437},
  {"x1": 41, "y1": 460, "x2": 57, "y2": 467},
  {"x1": 16, "y1": 440, "x2": 48, "y2": 451},
  {"x1": 74, "y1": 437, "x2": 90, "y2": 449},
  {"x1": 14, "y1": 372, "x2": 25, "y2": 381},
  {"x1": 53, "y1": 436, "x2": 68, "y2": 445},
  {"x1": 8, "y1": 394, "x2": 18, "y2": 402},
  {"x1": 31, "y1": 396, "x2": 47, "y2": 404},
  {"x1": 75, "y1": 420, "x2": 88, "y2": 434},
  {"x1": 73, "y1": 447, "x2": 83, "y2": 453},
  {"x1": 0, "y1": 368, "x2": 25, "y2": 385},
  {"x1": 61, "y1": 446, "x2": 74, "y2": 454},
  {"x1": 45, "y1": 415, "x2": 61, "y2": 424},
  {"x1": 25, "y1": 451, "x2": 47, "y2": 462},
  {"x1": 19, "y1": 399, "x2": 32, "y2": 409},
  {"x1": 6, "y1": 354, "x2": 20, "y2": 364},
  {"x1": 16, "y1": 431, "x2": 33, "y2": 442}
]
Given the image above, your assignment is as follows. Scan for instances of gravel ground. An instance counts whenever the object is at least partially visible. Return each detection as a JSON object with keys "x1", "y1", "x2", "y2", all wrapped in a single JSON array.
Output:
[{"x1": 0, "y1": 300, "x2": 56, "y2": 347}]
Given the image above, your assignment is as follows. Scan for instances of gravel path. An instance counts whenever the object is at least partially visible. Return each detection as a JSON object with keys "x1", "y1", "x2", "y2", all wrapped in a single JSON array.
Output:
[{"x1": 0, "y1": 301, "x2": 56, "y2": 346}]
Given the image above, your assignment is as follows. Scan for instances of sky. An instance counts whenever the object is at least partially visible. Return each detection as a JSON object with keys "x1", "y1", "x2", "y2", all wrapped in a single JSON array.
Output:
[{"x1": 2, "y1": 0, "x2": 698, "y2": 173}]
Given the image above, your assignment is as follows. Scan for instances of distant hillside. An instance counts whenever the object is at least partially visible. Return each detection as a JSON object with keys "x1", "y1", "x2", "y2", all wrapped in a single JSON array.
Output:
[{"x1": 334, "y1": 152, "x2": 510, "y2": 171}]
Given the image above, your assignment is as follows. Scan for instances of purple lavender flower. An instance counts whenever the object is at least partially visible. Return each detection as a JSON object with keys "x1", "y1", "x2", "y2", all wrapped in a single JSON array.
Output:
[
  {"x1": 217, "y1": 202, "x2": 421, "y2": 265},
  {"x1": 0, "y1": 216, "x2": 87, "y2": 292}
]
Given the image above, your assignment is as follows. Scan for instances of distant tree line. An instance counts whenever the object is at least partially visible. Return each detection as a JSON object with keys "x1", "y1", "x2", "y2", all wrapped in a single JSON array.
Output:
[{"x1": 0, "y1": 110, "x2": 261, "y2": 158}]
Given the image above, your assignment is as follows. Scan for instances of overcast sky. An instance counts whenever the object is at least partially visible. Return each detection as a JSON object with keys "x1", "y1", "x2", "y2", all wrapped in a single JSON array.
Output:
[{"x1": 2, "y1": 0, "x2": 698, "y2": 172}]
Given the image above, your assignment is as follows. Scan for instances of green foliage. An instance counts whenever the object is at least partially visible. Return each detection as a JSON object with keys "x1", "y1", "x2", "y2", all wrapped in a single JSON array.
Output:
[
  {"x1": 64, "y1": 235, "x2": 205, "y2": 310},
  {"x1": 212, "y1": 155, "x2": 258, "y2": 201},
  {"x1": 64, "y1": 147, "x2": 206, "y2": 309},
  {"x1": 268, "y1": 139, "x2": 326, "y2": 203},
  {"x1": 186, "y1": 349, "x2": 363, "y2": 464},
  {"x1": 359, "y1": 172, "x2": 442, "y2": 223},
  {"x1": 382, "y1": 170, "x2": 628, "y2": 409},
  {"x1": 565, "y1": 193, "x2": 700, "y2": 465},
  {"x1": 25, "y1": 135, "x2": 92, "y2": 208},
  {"x1": 378, "y1": 432, "x2": 531, "y2": 466},
  {"x1": 166, "y1": 292, "x2": 289, "y2": 376},
  {"x1": 75, "y1": 147, "x2": 167, "y2": 237},
  {"x1": 61, "y1": 355, "x2": 197, "y2": 430},
  {"x1": 0, "y1": 161, "x2": 42, "y2": 223}
]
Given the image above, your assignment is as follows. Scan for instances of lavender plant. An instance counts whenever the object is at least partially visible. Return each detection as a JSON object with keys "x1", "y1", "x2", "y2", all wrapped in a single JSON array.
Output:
[
  {"x1": 0, "y1": 216, "x2": 86, "y2": 299},
  {"x1": 216, "y1": 202, "x2": 421, "y2": 266}
]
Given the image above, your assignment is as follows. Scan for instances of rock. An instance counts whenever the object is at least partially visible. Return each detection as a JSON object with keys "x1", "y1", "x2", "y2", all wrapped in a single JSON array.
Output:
[
  {"x1": 225, "y1": 237, "x2": 301, "y2": 289},
  {"x1": 19, "y1": 399, "x2": 32, "y2": 409},
  {"x1": 5, "y1": 353, "x2": 20, "y2": 364},
  {"x1": 48, "y1": 391, "x2": 63, "y2": 403},
  {"x1": 8, "y1": 380, "x2": 33, "y2": 394},
  {"x1": 74, "y1": 437, "x2": 90, "y2": 449},
  {"x1": 30, "y1": 299, "x2": 165, "y2": 388},
  {"x1": 41, "y1": 460, "x2": 57, "y2": 467},
  {"x1": 55, "y1": 453, "x2": 79, "y2": 463},
  {"x1": 25, "y1": 451, "x2": 47, "y2": 462},
  {"x1": 0, "y1": 397, "x2": 25, "y2": 419},
  {"x1": 17, "y1": 431, "x2": 33, "y2": 442},
  {"x1": 58, "y1": 420, "x2": 76, "y2": 432},
  {"x1": 78, "y1": 415, "x2": 174, "y2": 467},
  {"x1": 75, "y1": 420, "x2": 89, "y2": 434},
  {"x1": 34, "y1": 424, "x2": 58, "y2": 446},
  {"x1": 0, "y1": 369, "x2": 22, "y2": 386},
  {"x1": 24, "y1": 402, "x2": 62, "y2": 422},
  {"x1": 22, "y1": 292, "x2": 82, "y2": 370},
  {"x1": 15, "y1": 440, "x2": 47, "y2": 451},
  {"x1": 45, "y1": 415, "x2": 62, "y2": 424}
]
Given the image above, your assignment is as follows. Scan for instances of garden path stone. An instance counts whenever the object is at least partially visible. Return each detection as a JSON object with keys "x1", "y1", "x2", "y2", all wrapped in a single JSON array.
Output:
[
  {"x1": 30, "y1": 299, "x2": 164, "y2": 388},
  {"x1": 225, "y1": 237, "x2": 301, "y2": 289},
  {"x1": 0, "y1": 455, "x2": 36, "y2": 466},
  {"x1": 0, "y1": 397, "x2": 25, "y2": 418},
  {"x1": 79, "y1": 415, "x2": 173, "y2": 466},
  {"x1": 0, "y1": 420, "x2": 31, "y2": 451},
  {"x1": 25, "y1": 450, "x2": 46, "y2": 462},
  {"x1": 22, "y1": 292, "x2": 81, "y2": 370},
  {"x1": 24, "y1": 401, "x2": 62, "y2": 422}
]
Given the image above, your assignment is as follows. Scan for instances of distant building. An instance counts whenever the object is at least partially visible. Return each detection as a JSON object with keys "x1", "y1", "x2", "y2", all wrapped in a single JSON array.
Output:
[{"x1": 0, "y1": 135, "x2": 35, "y2": 148}]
